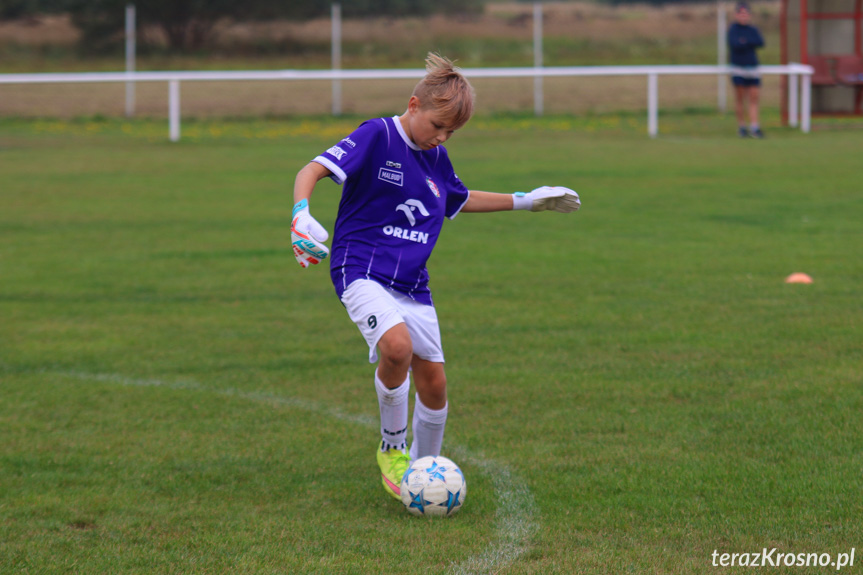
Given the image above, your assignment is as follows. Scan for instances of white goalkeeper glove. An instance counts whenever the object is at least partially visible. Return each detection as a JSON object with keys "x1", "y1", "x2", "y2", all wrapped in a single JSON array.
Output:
[
  {"x1": 291, "y1": 199, "x2": 329, "y2": 268},
  {"x1": 512, "y1": 186, "x2": 581, "y2": 213}
]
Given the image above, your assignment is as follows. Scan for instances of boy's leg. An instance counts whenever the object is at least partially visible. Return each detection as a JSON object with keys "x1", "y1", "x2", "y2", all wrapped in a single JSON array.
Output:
[
  {"x1": 376, "y1": 322, "x2": 412, "y2": 388},
  {"x1": 374, "y1": 324, "x2": 414, "y2": 499},
  {"x1": 734, "y1": 84, "x2": 748, "y2": 136},
  {"x1": 375, "y1": 323, "x2": 412, "y2": 451},
  {"x1": 734, "y1": 84, "x2": 746, "y2": 124},
  {"x1": 409, "y1": 357, "x2": 448, "y2": 461},
  {"x1": 340, "y1": 279, "x2": 413, "y2": 499},
  {"x1": 748, "y1": 86, "x2": 762, "y2": 135}
]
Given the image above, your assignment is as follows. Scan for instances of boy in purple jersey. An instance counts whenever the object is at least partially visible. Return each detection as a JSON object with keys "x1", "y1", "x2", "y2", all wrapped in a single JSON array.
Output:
[{"x1": 291, "y1": 53, "x2": 581, "y2": 502}]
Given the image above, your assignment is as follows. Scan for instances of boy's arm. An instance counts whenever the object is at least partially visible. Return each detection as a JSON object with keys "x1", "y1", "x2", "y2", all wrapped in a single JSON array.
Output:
[
  {"x1": 729, "y1": 27, "x2": 763, "y2": 51},
  {"x1": 461, "y1": 190, "x2": 516, "y2": 213},
  {"x1": 461, "y1": 187, "x2": 581, "y2": 214},
  {"x1": 291, "y1": 162, "x2": 334, "y2": 268},
  {"x1": 753, "y1": 27, "x2": 765, "y2": 48},
  {"x1": 293, "y1": 161, "x2": 332, "y2": 205}
]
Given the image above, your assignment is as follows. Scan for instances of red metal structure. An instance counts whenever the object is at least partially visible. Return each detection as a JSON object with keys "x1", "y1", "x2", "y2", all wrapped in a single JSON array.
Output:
[{"x1": 781, "y1": 0, "x2": 863, "y2": 119}]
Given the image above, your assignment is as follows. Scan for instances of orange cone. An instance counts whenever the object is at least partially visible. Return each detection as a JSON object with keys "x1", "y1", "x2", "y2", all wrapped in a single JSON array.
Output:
[{"x1": 785, "y1": 273, "x2": 813, "y2": 284}]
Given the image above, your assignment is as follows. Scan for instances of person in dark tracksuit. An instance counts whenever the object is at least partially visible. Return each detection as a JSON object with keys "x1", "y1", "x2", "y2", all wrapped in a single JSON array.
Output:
[{"x1": 727, "y1": 1, "x2": 765, "y2": 138}]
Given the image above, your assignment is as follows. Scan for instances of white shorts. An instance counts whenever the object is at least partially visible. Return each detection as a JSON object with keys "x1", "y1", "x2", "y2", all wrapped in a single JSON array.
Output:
[{"x1": 340, "y1": 279, "x2": 445, "y2": 364}]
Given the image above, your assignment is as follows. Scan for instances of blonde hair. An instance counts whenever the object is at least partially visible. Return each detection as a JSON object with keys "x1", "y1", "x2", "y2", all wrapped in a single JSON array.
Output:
[{"x1": 411, "y1": 53, "x2": 475, "y2": 129}]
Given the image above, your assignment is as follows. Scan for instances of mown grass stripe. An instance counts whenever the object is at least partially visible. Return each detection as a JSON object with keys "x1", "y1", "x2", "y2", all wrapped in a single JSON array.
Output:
[{"x1": 55, "y1": 369, "x2": 538, "y2": 574}]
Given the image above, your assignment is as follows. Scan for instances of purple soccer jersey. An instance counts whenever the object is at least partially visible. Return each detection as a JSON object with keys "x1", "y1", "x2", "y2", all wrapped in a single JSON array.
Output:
[{"x1": 312, "y1": 116, "x2": 470, "y2": 307}]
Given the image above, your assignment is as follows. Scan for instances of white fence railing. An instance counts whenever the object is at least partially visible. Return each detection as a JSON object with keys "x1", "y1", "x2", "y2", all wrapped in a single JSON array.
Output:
[{"x1": 0, "y1": 64, "x2": 813, "y2": 141}]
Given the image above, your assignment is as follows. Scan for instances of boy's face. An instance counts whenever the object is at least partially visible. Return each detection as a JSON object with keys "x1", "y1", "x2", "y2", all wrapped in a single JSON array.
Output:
[
  {"x1": 406, "y1": 97, "x2": 458, "y2": 150},
  {"x1": 735, "y1": 7, "x2": 751, "y2": 24}
]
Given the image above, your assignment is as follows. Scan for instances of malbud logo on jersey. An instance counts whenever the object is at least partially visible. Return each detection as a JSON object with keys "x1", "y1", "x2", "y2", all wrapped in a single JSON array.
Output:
[
  {"x1": 395, "y1": 199, "x2": 430, "y2": 227},
  {"x1": 425, "y1": 176, "x2": 441, "y2": 197},
  {"x1": 378, "y1": 168, "x2": 404, "y2": 187},
  {"x1": 327, "y1": 145, "x2": 347, "y2": 160},
  {"x1": 341, "y1": 137, "x2": 357, "y2": 148}
]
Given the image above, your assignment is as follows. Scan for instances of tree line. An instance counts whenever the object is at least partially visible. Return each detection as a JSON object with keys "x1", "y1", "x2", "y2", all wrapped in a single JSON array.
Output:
[
  {"x1": 0, "y1": 0, "x2": 721, "y2": 52},
  {"x1": 0, "y1": 0, "x2": 483, "y2": 51}
]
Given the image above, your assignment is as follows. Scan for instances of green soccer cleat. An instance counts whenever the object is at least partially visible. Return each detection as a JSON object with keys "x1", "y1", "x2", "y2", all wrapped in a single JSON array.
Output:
[{"x1": 376, "y1": 441, "x2": 410, "y2": 500}]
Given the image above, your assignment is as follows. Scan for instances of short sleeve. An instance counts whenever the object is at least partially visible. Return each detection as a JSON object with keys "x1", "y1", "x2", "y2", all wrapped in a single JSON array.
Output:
[
  {"x1": 312, "y1": 119, "x2": 381, "y2": 185},
  {"x1": 444, "y1": 169, "x2": 470, "y2": 219}
]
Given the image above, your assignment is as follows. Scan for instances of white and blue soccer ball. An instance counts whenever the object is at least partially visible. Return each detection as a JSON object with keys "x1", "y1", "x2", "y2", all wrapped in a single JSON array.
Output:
[{"x1": 400, "y1": 455, "x2": 466, "y2": 517}]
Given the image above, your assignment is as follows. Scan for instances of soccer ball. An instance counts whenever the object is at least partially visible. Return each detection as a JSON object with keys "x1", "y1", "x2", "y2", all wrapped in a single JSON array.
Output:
[{"x1": 400, "y1": 455, "x2": 466, "y2": 517}]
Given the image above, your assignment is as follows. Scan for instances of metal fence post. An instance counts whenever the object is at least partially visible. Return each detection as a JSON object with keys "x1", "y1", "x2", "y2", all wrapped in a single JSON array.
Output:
[
  {"x1": 533, "y1": 2, "x2": 543, "y2": 117},
  {"x1": 648, "y1": 73, "x2": 658, "y2": 137},
  {"x1": 125, "y1": 4, "x2": 136, "y2": 118},
  {"x1": 169, "y1": 80, "x2": 180, "y2": 142},
  {"x1": 332, "y1": 3, "x2": 342, "y2": 116},
  {"x1": 717, "y1": 0, "x2": 727, "y2": 113},
  {"x1": 788, "y1": 70, "x2": 799, "y2": 127}
]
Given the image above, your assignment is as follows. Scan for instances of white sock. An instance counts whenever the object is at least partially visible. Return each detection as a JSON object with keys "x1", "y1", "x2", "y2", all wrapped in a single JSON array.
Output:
[
  {"x1": 376, "y1": 371, "x2": 410, "y2": 452},
  {"x1": 409, "y1": 394, "x2": 448, "y2": 461}
]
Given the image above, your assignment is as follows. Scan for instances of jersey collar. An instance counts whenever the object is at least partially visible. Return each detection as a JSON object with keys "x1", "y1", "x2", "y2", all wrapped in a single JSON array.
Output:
[{"x1": 393, "y1": 115, "x2": 422, "y2": 151}]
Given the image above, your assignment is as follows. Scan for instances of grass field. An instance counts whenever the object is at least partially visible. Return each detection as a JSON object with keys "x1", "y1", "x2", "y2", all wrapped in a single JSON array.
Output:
[{"x1": 1, "y1": 114, "x2": 862, "y2": 574}]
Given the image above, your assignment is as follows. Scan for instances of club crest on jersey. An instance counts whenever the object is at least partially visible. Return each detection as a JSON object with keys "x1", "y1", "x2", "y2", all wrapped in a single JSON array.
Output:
[{"x1": 425, "y1": 176, "x2": 440, "y2": 197}]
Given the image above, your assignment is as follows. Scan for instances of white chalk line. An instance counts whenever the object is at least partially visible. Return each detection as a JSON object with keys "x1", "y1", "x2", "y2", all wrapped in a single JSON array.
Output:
[{"x1": 50, "y1": 370, "x2": 538, "y2": 574}]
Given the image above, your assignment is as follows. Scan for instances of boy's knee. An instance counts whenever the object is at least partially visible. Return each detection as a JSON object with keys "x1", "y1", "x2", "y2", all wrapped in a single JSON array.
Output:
[
  {"x1": 414, "y1": 363, "x2": 448, "y2": 408},
  {"x1": 379, "y1": 329, "x2": 412, "y2": 368},
  {"x1": 424, "y1": 376, "x2": 447, "y2": 406}
]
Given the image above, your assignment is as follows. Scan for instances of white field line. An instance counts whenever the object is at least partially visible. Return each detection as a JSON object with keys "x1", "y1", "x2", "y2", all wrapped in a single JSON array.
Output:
[
  {"x1": 448, "y1": 444, "x2": 540, "y2": 575},
  {"x1": 55, "y1": 370, "x2": 539, "y2": 574}
]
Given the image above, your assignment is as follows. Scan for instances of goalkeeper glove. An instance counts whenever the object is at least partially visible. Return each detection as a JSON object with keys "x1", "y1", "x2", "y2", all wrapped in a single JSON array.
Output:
[
  {"x1": 291, "y1": 199, "x2": 329, "y2": 268},
  {"x1": 512, "y1": 186, "x2": 581, "y2": 213}
]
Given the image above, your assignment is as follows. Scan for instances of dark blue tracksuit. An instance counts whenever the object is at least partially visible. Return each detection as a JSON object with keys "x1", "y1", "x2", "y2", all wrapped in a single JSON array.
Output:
[{"x1": 727, "y1": 22, "x2": 764, "y2": 86}]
